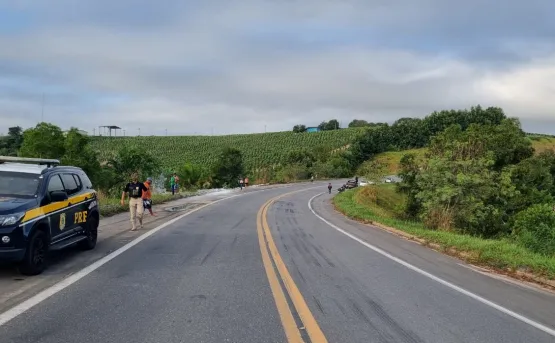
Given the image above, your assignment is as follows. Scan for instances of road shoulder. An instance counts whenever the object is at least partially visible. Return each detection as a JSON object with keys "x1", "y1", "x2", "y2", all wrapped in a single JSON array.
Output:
[
  {"x1": 308, "y1": 191, "x2": 555, "y2": 332},
  {"x1": 0, "y1": 185, "x2": 288, "y2": 314}
]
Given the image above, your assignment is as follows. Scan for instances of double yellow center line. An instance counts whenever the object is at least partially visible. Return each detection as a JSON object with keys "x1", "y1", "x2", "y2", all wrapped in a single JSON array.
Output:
[{"x1": 257, "y1": 190, "x2": 328, "y2": 343}]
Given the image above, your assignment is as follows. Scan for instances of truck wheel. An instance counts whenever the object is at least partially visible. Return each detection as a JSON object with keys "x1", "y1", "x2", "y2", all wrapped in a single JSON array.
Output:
[
  {"x1": 19, "y1": 230, "x2": 48, "y2": 276},
  {"x1": 79, "y1": 216, "x2": 98, "y2": 251}
]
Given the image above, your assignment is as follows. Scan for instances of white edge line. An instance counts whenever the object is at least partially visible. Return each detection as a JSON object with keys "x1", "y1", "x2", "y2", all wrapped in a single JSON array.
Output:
[
  {"x1": 0, "y1": 184, "x2": 295, "y2": 327},
  {"x1": 307, "y1": 192, "x2": 555, "y2": 338}
]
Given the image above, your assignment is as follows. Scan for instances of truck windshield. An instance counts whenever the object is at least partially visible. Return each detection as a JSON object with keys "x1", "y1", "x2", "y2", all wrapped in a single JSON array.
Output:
[{"x1": 0, "y1": 171, "x2": 41, "y2": 198}]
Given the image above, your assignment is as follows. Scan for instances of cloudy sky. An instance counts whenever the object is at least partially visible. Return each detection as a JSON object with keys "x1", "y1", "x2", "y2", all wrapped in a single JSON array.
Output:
[{"x1": 1, "y1": 1, "x2": 554, "y2": 136}]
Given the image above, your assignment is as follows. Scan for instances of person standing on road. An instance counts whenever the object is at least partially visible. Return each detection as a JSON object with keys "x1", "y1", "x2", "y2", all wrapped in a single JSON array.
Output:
[
  {"x1": 328, "y1": 183, "x2": 332, "y2": 194},
  {"x1": 244, "y1": 177, "x2": 249, "y2": 188},
  {"x1": 170, "y1": 173, "x2": 176, "y2": 195},
  {"x1": 121, "y1": 172, "x2": 148, "y2": 231},
  {"x1": 174, "y1": 174, "x2": 180, "y2": 193},
  {"x1": 143, "y1": 177, "x2": 156, "y2": 216},
  {"x1": 239, "y1": 177, "x2": 244, "y2": 190}
]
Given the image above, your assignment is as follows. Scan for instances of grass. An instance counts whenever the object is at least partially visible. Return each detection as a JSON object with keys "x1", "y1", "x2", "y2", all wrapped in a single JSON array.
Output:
[
  {"x1": 373, "y1": 138, "x2": 555, "y2": 175},
  {"x1": 373, "y1": 148, "x2": 428, "y2": 174},
  {"x1": 97, "y1": 191, "x2": 197, "y2": 218},
  {"x1": 333, "y1": 185, "x2": 555, "y2": 281},
  {"x1": 529, "y1": 136, "x2": 555, "y2": 154}
]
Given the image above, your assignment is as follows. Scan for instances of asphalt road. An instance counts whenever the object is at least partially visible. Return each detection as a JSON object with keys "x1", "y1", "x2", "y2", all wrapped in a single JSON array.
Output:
[{"x1": 1, "y1": 181, "x2": 555, "y2": 342}]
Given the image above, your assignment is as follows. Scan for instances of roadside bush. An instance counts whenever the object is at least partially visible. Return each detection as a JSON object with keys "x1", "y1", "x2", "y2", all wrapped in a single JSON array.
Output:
[
  {"x1": 356, "y1": 159, "x2": 387, "y2": 183},
  {"x1": 274, "y1": 163, "x2": 309, "y2": 183},
  {"x1": 513, "y1": 204, "x2": 555, "y2": 256},
  {"x1": 211, "y1": 147, "x2": 244, "y2": 188}
]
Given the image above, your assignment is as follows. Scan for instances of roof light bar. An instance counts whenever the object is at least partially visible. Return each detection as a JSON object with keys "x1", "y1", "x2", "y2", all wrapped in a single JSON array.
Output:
[{"x1": 0, "y1": 156, "x2": 60, "y2": 167}]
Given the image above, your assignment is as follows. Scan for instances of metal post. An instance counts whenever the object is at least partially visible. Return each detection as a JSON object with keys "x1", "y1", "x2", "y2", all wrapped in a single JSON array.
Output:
[{"x1": 41, "y1": 93, "x2": 44, "y2": 123}]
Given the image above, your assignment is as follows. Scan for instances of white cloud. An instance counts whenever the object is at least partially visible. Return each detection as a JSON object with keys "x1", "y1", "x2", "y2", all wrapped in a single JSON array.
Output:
[
  {"x1": 477, "y1": 57, "x2": 555, "y2": 118},
  {"x1": 0, "y1": 0, "x2": 554, "y2": 135}
]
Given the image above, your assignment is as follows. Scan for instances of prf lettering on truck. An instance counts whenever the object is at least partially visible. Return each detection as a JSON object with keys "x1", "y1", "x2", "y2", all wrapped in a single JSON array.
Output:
[{"x1": 74, "y1": 210, "x2": 87, "y2": 224}]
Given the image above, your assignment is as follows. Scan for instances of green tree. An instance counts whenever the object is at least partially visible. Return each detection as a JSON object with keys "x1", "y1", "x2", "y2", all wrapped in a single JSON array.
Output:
[
  {"x1": 509, "y1": 156, "x2": 554, "y2": 209},
  {"x1": 286, "y1": 149, "x2": 316, "y2": 168},
  {"x1": 0, "y1": 126, "x2": 24, "y2": 156},
  {"x1": 537, "y1": 150, "x2": 555, "y2": 195},
  {"x1": 357, "y1": 159, "x2": 387, "y2": 183},
  {"x1": 318, "y1": 119, "x2": 340, "y2": 131},
  {"x1": 513, "y1": 204, "x2": 555, "y2": 256},
  {"x1": 404, "y1": 120, "x2": 532, "y2": 236},
  {"x1": 415, "y1": 153, "x2": 510, "y2": 235},
  {"x1": 397, "y1": 153, "x2": 422, "y2": 217},
  {"x1": 428, "y1": 119, "x2": 533, "y2": 170},
  {"x1": 312, "y1": 145, "x2": 330, "y2": 163},
  {"x1": 348, "y1": 119, "x2": 370, "y2": 128},
  {"x1": 177, "y1": 162, "x2": 208, "y2": 188},
  {"x1": 7, "y1": 126, "x2": 23, "y2": 148},
  {"x1": 468, "y1": 106, "x2": 506, "y2": 126},
  {"x1": 292, "y1": 125, "x2": 307, "y2": 133},
  {"x1": 275, "y1": 163, "x2": 310, "y2": 182},
  {"x1": 19, "y1": 122, "x2": 65, "y2": 159},
  {"x1": 212, "y1": 147, "x2": 244, "y2": 187},
  {"x1": 391, "y1": 117, "x2": 428, "y2": 149},
  {"x1": 107, "y1": 146, "x2": 160, "y2": 183},
  {"x1": 351, "y1": 125, "x2": 392, "y2": 164},
  {"x1": 481, "y1": 119, "x2": 534, "y2": 169},
  {"x1": 61, "y1": 128, "x2": 101, "y2": 185}
]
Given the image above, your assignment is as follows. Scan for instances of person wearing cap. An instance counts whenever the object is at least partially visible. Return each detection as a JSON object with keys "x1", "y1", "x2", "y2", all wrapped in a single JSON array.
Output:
[{"x1": 143, "y1": 177, "x2": 156, "y2": 216}]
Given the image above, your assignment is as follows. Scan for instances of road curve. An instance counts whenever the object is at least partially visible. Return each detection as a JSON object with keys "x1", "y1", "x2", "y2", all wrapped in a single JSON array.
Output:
[{"x1": 0, "y1": 182, "x2": 554, "y2": 343}]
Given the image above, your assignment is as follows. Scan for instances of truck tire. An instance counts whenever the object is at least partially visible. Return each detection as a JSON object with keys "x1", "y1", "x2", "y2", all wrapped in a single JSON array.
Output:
[
  {"x1": 79, "y1": 215, "x2": 98, "y2": 251},
  {"x1": 19, "y1": 230, "x2": 48, "y2": 276}
]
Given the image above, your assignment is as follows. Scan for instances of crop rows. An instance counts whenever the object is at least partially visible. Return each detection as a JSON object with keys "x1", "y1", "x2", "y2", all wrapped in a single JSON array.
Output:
[{"x1": 90, "y1": 128, "x2": 366, "y2": 171}]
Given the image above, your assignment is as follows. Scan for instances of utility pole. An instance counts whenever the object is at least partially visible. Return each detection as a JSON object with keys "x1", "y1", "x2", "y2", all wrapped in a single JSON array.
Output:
[
  {"x1": 123, "y1": 129, "x2": 126, "y2": 136},
  {"x1": 41, "y1": 93, "x2": 44, "y2": 123},
  {"x1": 138, "y1": 128, "x2": 140, "y2": 136}
]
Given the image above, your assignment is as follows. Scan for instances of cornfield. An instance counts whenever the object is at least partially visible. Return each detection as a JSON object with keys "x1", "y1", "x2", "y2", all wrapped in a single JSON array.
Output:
[{"x1": 90, "y1": 128, "x2": 366, "y2": 171}]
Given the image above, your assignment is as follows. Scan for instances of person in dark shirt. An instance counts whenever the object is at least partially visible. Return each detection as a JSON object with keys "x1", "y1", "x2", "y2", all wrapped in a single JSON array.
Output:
[{"x1": 121, "y1": 172, "x2": 148, "y2": 231}]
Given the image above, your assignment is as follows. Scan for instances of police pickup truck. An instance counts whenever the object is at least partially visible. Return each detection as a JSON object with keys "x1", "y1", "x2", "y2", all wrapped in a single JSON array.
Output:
[{"x1": 0, "y1": 156, "x2": 99, "y2": 275}]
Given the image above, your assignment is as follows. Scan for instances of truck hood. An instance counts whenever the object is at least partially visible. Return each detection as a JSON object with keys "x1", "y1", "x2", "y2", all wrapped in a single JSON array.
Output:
[{"x1": 0, "y1": 197, "x2": 37, "y2": 216}]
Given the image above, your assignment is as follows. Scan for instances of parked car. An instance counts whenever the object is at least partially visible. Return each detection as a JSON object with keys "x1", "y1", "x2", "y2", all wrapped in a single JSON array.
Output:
[
  {"x1": 0, "y1": 156, "x2": 100, "y2": 275},
  {"x1": 358, "y1": 179, "x2": 375, "y2": 186}
]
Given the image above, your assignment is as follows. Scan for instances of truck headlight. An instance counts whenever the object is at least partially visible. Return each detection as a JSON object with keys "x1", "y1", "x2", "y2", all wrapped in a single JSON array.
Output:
[{"x1": 0, "y1": 212, "x2": 25, "y2": 226}]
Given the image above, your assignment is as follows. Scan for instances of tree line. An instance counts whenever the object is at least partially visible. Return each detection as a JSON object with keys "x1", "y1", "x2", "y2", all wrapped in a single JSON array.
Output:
[
  {"x1": 293, "y1": 119, "x2": 374, "y2": 132},
  {"x1": 5, "y1": 104, "x2": 552, "y2": 219},
  {"x1": 394, "y1": 119, "x2": 555, "y2": 255},
  {"x1": 292, "y1": 119, "x2": 342, "y2": 132},
  {"x1": 0, "y1": 122, "x2": 246, "y2": 196}
]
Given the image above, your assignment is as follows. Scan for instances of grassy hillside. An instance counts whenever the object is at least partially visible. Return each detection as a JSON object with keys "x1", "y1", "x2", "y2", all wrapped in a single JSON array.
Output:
[
  {"x1": 375, "y1": 136, "x2": 555, "y2": 175},
  {"x1": 528, "y1": 135, "x2": 555, "y2": 154},
  {"x1": 89, "y1": 128, "x2": 367, "y2": 171},
  {"x1": 334, "y1": 186, "x2": 555, "y2": 280}
]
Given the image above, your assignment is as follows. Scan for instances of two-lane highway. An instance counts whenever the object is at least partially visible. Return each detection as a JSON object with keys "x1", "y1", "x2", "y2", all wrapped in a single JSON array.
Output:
[{"x1": 1, "y1": 182, "x2": 554, "y2": 342}]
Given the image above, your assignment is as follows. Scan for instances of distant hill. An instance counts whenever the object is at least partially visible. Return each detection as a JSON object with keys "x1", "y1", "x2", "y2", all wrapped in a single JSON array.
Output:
[{"x1": 89, "y1": 128, "x2": 367, "y2": 171}]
